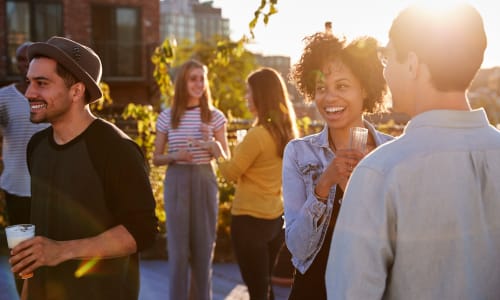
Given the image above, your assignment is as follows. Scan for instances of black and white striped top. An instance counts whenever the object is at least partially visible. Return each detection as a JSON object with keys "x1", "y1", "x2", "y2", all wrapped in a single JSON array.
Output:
[{"x1": 0, "y1": 84, "x2": 49, "y2": 196}]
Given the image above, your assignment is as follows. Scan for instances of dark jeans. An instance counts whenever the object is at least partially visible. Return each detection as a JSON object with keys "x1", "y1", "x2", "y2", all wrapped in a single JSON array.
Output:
[
  {"x1": 3, "y1": 191, "x2": 31, "y2": 296},
  {"x1": 231, "y1": 214, "x2": 284, "y2": 300}
]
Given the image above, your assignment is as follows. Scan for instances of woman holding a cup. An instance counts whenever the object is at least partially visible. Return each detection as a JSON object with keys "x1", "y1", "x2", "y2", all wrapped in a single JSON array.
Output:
[
  {"x1": 153, "y1": 59, "x2": 230, "y2": 300},
  {"x1": 282, "y1": 29, "x2": 394, "y2": 299},
  {"x1": 200, "y1": 67, "x2": 298, "y2": 299}
]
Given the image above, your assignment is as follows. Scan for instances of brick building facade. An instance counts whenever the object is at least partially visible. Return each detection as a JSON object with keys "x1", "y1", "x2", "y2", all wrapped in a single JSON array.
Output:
[{"x1": 0, "y1": 0, "x2": 161, "y2": 107}]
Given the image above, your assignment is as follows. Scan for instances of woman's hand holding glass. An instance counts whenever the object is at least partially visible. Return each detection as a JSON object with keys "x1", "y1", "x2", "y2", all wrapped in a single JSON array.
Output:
[
  {"x1": 315, "y1": 149, "x2": 364, "y2": 197},
  {"x1": 190, "y1": 138, "x2": 226, "y2": 160},
  {"x1": 170, "y1": 141, "x2": 193, "y2": 163}
]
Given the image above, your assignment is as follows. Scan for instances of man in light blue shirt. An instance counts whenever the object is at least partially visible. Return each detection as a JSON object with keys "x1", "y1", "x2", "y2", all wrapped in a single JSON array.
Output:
[{"x1": 326, "y1": 3, "x2": 500, "y2": 299}]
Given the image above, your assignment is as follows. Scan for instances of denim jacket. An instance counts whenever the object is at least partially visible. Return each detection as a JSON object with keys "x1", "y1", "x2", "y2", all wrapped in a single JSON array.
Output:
[{"x1": 282, "y1": 121, "x2": 394, "y2": 274}]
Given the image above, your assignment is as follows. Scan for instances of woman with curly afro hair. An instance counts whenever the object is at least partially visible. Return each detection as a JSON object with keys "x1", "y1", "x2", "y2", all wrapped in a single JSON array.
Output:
[{"x1": 282, "y1": 28, "x2": 394, "y2": 299}]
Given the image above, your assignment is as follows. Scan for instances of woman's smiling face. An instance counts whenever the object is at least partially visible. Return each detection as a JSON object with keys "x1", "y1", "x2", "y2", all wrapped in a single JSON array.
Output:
[
  {"x1": 186, "y1": 66, "x2": 206, "y2": 103},
  {"x1": 314, "y1": 59, "x2": 366, "y2": 130}
]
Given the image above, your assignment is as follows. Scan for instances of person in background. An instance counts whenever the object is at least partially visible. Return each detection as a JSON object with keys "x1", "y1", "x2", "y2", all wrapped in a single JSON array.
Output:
[
  {"x1": 0, "y1": 41, "x2": 49, "y2": 295},
  {"x1": 152, "y1": 59, "x2": 230, "y2": 300},
  {"x1": 204, "y1": 67, "x2": 298, "y2": 299},
  {"x1": 283, "y1": 29, "x2": 393, "y2": 299},
  {"x1": 326, "y1": 3, "x2": 500, "y2": 299},
  {"x1": 9, "y1": 36, "x2": 158, "y2": 300}
]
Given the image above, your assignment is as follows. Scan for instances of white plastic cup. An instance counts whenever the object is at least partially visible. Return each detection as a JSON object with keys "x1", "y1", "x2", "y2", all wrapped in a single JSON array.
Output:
[
  {"x1": 349, "y1": 127, "x2": 368, "y2": 153},
  {"x1": 5, "y1": 224, "x2": 35, "y2": 279},
  {"x1": 236, "y1": 129, "x2": 247, "y2": 143}
]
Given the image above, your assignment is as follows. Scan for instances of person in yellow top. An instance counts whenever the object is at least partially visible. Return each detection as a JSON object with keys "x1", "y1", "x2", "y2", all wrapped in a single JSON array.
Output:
[
  {"x1": 219, "y1": 124, "x2": 284, "y2": 219},
  {"x1": 203, "y1": 67, "x2": 298, "y2": 300}
]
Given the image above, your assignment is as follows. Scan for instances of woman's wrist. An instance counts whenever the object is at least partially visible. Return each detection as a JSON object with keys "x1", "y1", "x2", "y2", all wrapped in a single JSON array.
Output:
[
  {"x1": 313, "y1": 185, "x2": 329, "y2": 204},
  {"x1": 210, "y1": 140, "x2": 226, "y2": 160},
  {"x1": 314, "y1": 179, "x2": 331, "y2": 198}
]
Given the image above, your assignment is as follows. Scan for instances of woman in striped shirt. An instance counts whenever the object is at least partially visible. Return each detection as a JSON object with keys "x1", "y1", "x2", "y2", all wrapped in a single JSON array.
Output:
[{"x1": 153, "y1": 59, "x2": 230, "y2": 300}]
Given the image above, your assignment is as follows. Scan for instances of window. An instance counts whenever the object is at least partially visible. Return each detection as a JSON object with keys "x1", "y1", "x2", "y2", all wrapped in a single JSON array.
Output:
[
  {"x1": 5, "y1": 0, "x2": 62, "y2": 75},
  {"x1": 91, "y1": 5, "x2": 142, "y2": 77}
]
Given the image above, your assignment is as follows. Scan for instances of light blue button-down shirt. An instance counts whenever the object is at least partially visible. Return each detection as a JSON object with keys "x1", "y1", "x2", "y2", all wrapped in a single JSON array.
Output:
[
  {"x1": 282, "y1": 120, "x2": 393, "y2": 274},
  {"x1": 326, "y1": 109, "x2": 500, "y2": 299}
]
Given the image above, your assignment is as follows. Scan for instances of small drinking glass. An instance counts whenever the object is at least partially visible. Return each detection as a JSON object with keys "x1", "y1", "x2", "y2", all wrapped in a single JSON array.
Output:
[{"x1": 349, "y1": 127, "x2": 368, "y2": 153}]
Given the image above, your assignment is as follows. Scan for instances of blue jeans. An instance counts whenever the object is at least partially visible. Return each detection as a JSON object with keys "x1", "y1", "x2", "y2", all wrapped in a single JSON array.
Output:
[{"x1": 231, "y1": 214, "x2": 284, "y2": 300}]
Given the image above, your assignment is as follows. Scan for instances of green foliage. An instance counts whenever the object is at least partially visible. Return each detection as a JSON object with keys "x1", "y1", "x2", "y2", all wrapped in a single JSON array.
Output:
[
  {"x1": 151, "y1": 39, "x2": 176, "y2": 106},
  {"x1": 470, "y1": 96, "x2": 500, "y2": 126},
  {"x1": 376, "y1": 119, "x2": 405, "y2": 136},
  {"x1": 90, "y1": 82, "x2": 113, "y2": 114},
  {"x1": 173, "y1": 37, "x2": 257, "y2": 119},
  {"x1": 296, "y1": 116, "x2": 312, "y2": 136},
  {"x1": 214, "y1": 166, "x2": 235, "y2": 261},
  {"x1": 249, "y1": 0, "x2": 279, "y2": 38},
  {"x1": 119, "y1": 103, "x2": 165, "y2": 232},
  {"x1": 149, "y1": 164, "x2": 167, "y2": 233},
  {"x1": 121, "y1": 104, "x2": 158, "y2": 161}
]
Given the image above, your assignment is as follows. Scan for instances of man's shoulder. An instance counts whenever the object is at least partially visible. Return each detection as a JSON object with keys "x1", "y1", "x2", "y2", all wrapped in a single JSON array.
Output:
[
  {"x1": 30, "y1": 126, "x2": 52, "y2": 142},
  {"x1": 27, "y1": 126, "x2": 52, "y2": 158},
  {"x1": 89, "y1": 119, "x2": 143, "y2": 155},
  {"x1": 360, "y1": 135, "x2": 413, "y2": 172},
  {"x1": 0, "y1": 84, "x2": 17, "y2": 99},
  {"x1": 91, "y1": 119, "x2": 134, "y2": 142},
  {"x1": 0, "y1": 83, "x2": 14, "y2": 92}
]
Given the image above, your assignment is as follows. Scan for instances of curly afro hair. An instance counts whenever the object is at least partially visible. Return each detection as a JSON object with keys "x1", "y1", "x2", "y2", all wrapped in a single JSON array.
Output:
[{"x1": 290, "y1": 32, "x2": 388, "y2": 113}]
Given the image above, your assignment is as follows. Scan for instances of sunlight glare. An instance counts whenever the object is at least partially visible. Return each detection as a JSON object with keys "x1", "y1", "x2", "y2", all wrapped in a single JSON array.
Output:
[
  {"x1": 213, "y1": 0, "x2": 500, "y2": 68},
  {"x1": 74, "y1": 257, "x2": 100, "y2": 278},
  {"x1": 416, "y1": 0, "x2": 467, "y2": 12}
]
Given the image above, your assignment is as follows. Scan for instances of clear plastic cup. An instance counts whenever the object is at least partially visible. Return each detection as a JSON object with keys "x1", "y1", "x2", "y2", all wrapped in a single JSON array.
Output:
[
  {"x1": 236, "y1": 129, "x2": 247, "y2": 143},
  {"x1": 5, "y1": 224, "x2": 35, "y2": 279},
  {"x1": 349, "y1": 127, "x2": 368, "y2": 153}
]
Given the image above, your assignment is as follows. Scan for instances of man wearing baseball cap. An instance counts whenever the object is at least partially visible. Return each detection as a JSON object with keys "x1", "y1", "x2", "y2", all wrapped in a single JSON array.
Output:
[{"x1": 8, "y1": 36, "x2": 158, "y2": 300}]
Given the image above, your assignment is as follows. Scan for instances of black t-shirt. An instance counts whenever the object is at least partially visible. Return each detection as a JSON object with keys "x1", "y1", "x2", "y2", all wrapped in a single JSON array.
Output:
[{"x1": 27, "y1": 119, "x2": 158, "y2": 300}]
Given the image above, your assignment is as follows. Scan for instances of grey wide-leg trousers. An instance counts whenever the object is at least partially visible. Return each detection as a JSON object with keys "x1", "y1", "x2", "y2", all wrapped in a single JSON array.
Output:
[{"x1": 164, "y1": 164, "x2": 218, "y2": 300}]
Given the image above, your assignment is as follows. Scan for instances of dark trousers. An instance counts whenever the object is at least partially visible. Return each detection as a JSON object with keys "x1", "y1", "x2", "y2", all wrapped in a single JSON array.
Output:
[
  {"x1": 287, "y1": 226, "x2": 333, "y2": 300},
  {"x1": 288, "y1": 189, "x2": 343, "y2": 300},
  {"x1": 231, "y1": 214, "x2": 284, "y2": 300},
  {"x1": 3, "y1": 191, "x2": 31, "y2": 296}
]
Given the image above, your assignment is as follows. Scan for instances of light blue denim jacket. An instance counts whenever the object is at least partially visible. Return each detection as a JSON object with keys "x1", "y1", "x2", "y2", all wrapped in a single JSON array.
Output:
[{"x1": 282, "y1": 120, "x2": 393, "y2": 273}]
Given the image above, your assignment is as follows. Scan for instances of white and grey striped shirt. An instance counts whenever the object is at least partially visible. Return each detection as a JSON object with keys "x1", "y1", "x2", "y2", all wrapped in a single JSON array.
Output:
[
  {"x1": 0, "y1": 84, "x2": 49, "y2": 196},
  {"x1": 156, "y1": 106, "x2": 227, "y2": 165}
]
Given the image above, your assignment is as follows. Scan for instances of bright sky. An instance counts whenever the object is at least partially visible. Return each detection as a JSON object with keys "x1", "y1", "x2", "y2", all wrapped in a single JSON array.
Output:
[{"x1": 212, "y1": 0, "x2": 500, "y2": 69}]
